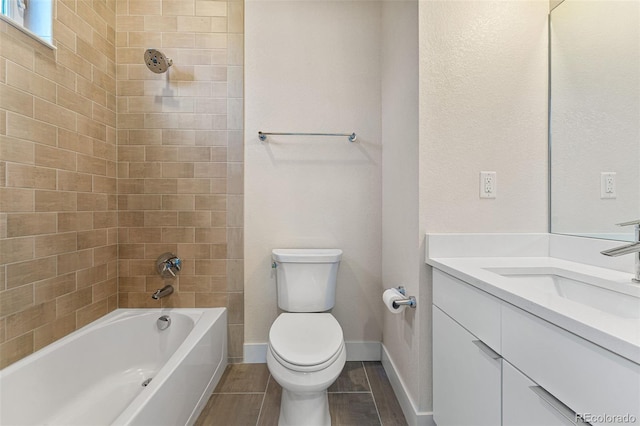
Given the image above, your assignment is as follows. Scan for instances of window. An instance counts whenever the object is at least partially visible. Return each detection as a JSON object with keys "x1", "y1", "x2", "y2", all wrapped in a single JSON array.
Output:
[{"x1": 0, "y1": 0, "x2": 53, "y2": 47}]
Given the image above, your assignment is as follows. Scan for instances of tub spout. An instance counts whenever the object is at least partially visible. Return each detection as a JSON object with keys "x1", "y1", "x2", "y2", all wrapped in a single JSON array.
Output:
[{"x1": 152, "y1": 284, "x2": 174, "y2": 299}]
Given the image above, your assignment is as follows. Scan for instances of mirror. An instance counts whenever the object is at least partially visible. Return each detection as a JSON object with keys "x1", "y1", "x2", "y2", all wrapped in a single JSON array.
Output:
[
  {"x1": 549, "y1": 0, "x2": 639, "y2": 242},
  {"x1": 0, "y1": 0, "x2": 53, "y2": 47}
]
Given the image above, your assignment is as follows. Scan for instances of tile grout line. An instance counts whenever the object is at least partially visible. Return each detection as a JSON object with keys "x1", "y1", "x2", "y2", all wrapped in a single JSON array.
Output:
[
  {"x1": 362, "y1": 361, "x2": 384, "y2": 426},
  {"x1": 212, "y1": 392, "x2": 266, "y2": 395},
  {"x1": 254, "y1": 374, "x2": 271, "y2": 426}
]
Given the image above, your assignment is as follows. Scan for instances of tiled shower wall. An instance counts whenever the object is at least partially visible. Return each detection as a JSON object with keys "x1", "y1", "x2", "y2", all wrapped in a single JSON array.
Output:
[
  {"x1": 0, "y1": 0, "x2": 119, "y2": 368},
  {"x1": 0, "y1": 0, "x2": 244, "y2": 368},
  {"x1": 115, "y1": 0, "x2": 244, "y2": 362}
]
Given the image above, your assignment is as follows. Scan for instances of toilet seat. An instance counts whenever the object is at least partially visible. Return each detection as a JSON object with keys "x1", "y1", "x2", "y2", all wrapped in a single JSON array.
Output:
[{"x1": 269, "y1": 313, "x2": 344, "y2": 373}]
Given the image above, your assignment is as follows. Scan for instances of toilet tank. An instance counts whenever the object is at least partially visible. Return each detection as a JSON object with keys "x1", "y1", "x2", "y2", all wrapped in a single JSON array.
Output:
[{"x1": 272, "y1": 249, "x2": 343, "y2": 312}]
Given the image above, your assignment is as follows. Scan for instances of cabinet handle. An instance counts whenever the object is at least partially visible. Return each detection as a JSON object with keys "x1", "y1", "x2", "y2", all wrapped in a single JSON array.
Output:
[
  {"x1": 471, "y1": 340, "x2": 501, "y2": 360},
  {"x1": 529, "y1": 386, "x2": 591, "y2": 425}
]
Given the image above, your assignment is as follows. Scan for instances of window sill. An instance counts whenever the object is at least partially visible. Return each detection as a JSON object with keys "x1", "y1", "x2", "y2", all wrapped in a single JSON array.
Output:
[{"x1": 0, "y1": 13, "x2": 55, "y2": 50}]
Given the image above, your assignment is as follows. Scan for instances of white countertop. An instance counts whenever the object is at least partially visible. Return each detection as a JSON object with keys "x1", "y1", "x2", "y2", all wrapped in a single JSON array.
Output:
[{"x1": 427, "y1": 255, "x2": 640, "y2": 364}]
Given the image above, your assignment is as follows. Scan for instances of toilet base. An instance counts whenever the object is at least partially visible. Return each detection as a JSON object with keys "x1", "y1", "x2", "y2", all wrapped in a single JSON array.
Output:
[{"x1": 279, "y1": 389, "x2": 330, "y2": 426}]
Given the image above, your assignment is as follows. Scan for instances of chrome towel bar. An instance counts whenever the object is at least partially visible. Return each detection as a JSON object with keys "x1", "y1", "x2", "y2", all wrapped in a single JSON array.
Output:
[{"x1": 258, "y1": 131, "x2": 357, "y2": 142}]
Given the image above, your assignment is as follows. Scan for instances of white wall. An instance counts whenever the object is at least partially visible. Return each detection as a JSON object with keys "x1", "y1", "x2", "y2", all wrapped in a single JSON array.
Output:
[
  {"x1": 381, "y1": 0, "x2": 428, "y2": 418},
  {"x1": 419, "y1": 0, "x2": 549, "y2": 234},
  {"x1": 244, "y1": 1, "x2": 383, "y2": 347}
]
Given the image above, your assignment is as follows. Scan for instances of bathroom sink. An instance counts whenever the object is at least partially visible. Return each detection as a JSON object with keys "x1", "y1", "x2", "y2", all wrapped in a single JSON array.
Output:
[{"x1": 484, "y1": 267, "x2": 640, "y2": 320}]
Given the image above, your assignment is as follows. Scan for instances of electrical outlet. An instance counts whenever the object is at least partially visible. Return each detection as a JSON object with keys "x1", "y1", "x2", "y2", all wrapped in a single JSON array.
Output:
[
  {"x1": 480, "y1": 171, "x2": 496, "y2": 199},
  {"x1": 600, "y1": 172, "x2": 617, "y2": 199}
]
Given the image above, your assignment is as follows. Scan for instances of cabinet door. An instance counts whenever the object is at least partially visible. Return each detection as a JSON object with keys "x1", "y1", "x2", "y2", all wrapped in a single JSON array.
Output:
[
  {"x1": 503, "y1": 361, "x2": 576, "y2": 426},
  {"x1": 433, "y1": 305, "x2": 501, "y2": 426}
]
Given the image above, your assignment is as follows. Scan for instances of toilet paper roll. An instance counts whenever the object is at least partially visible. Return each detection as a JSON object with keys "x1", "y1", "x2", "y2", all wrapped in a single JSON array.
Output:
[{"x1": 383, "y1": 288, "x2": 407, "y2": 313}]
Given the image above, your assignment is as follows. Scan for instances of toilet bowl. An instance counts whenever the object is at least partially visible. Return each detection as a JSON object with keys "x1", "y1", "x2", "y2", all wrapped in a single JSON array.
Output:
[{"x1": 267, "y1": 313, "x2": 346, "y2": 426}]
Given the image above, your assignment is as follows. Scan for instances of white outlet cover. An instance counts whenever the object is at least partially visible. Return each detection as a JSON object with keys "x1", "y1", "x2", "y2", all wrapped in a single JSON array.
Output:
[
  {"x1": 600, "y1": 172, "x2": 616, "y2": 199},
  {"x1": 480, "y1": 171, "x2": 496, "y2": 199}
]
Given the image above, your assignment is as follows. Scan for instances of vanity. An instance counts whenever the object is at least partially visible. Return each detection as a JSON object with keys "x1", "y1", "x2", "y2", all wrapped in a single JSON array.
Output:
[{"x1": 427, "y1": 233, "x2": 640, "y2": 426}]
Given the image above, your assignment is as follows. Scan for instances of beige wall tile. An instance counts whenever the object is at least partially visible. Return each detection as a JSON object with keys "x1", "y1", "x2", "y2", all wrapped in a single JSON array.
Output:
[
  {"x1": 144, "y1": 211, "x2": 177, "y2": 227},
  {"x1": 56, "y1": 287, "x2": 93, "y2": 317},
  {"x1": 35, "y1": 190, "x2": 77, "y2": 212},
  {"x1": 34, "y1": 144, "x2": 77, "y2": 171},
  {"x1": 0, "y1": 136, "x2": 35, "y2": 164},
  {"x1": 57, "y1": 171, "x2": 93, "y2": 192},
  {"x1": 0, "y1": 237, "x2": 34, "y2": 264},
  {"x1": 0, "y1": 332, "x2": 34, "y2": 369},
  {"x1": 34, "y1": 274, "x2": 77, "y2": 304},
  {"x1": 162, "y1": 0, "x2": 195, "y2": 16},
  {"x1": 5, "y1": 301, "x2": 56, "y2": 340},
  {"x1": 92, "y1": 278, "x2": 118, "y2": 302},
  {"x1": 0, "y1": 188, "x2": 34, "y2": 212},
  {"x1": 0, "y1": 84, "x2": 33, "y2": 117},
  {"x1": 6, "y1": 257, "x2": 57, "y2": 289},
  {"x1": 78, "y1": 193, "x2": 108, "y2": 211},
  {"x1": 58, "y1": 212, "x2": 93, "y2": 232},
  {"x1": 34, "y1": 232, "x2": 78, "y2": 257},
  {"x1": 6, "y1": 213, "x2": 56, "y2": 237},
  {"x1": 77, "y1": 300, "x2": 109, "y2": 328},
  {"x1": 77, "y1": 229, "x2": 108, "y2": 250},
  {"x1": 57, "y1": 249, "x2": 94, "y2": 275},
  {"x1": 6, "y1": 164, "x2": 57, "y2": 190},
  {"x1": 196, "y1": 1, "x2": 227, "y2": 17},
  {"x1": 0, "y1": 285, "x2": 34, "y2": 317},
  {"x1": 6, "y1": 113, "x2": 57, "y2": 146}
]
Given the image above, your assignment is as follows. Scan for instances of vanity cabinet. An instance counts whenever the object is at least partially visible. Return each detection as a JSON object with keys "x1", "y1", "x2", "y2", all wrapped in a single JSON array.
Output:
[{"x1": 433, "y1": 268, "x2": 640, "y2": 426}]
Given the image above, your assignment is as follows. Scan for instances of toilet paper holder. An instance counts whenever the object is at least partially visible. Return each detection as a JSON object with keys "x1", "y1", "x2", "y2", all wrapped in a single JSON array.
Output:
[{"x1": 393, "y1": 286, "x2": 417, "y2": 309}]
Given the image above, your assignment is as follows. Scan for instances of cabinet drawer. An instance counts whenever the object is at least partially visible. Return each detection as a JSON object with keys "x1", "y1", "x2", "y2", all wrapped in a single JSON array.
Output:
[
  {"x1": 433, "y1": 306, "x2": 501, "y2": 426},
  {"x1": 433, "y1": 269, "x2": 501, "y2": 351},
  {"x1": 503, "y1": 361, "x2": 575, "y2": 426},
  {"x1": 502, "y1": 303, "x2": 640, "y2": 425}
]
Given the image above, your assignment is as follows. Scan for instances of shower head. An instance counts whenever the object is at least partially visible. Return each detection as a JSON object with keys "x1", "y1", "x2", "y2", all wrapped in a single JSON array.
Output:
[{"x1": 144, "y1": 49, "x2": 173, "y2": 73}]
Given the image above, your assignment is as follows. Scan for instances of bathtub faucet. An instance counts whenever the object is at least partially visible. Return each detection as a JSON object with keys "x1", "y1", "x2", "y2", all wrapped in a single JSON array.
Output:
[{"x1": 152, "y1": 285, "x2": 174, "y2": 300}]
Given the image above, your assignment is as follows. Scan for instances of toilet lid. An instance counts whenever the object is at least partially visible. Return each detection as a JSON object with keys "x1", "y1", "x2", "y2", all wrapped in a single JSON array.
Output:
[{"x1": 269, "y1": 313, "x2": 344, "y2": 367}]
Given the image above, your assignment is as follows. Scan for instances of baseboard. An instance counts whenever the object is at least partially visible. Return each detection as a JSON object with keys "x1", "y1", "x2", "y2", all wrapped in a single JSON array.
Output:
[
  {"x1": 381, "y1": 344, "x2": 435, "y2": 426},
  {"x1": 244, "y1": 343, "x2": 268, "y2": 364},
  {"x1": 243, "y1": 341, "x2": 382, "y2": 364}
]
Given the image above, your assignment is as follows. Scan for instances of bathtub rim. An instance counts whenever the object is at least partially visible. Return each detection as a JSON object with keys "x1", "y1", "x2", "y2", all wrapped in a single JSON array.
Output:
[{"x1": 0, "y1": 308, "x2": 223, "y2": 377}]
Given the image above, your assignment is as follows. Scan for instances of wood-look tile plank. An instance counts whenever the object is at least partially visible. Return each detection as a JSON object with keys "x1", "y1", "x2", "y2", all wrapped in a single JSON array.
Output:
[
  {"x1": 214, "y1": 363, "x2": 270, "y2": 393},
  {"x1": 329, "y1": 393, "x2": 381, "y2": 426},
  {"x1": 256, "y1": 376, "x2": 282, "y2": 426},
  {"x1": 195, "y1": 394, "x2": 263, "y2": 426},
  {"x1": 364, "y1": 362, "x2": 408, "y2": 426},
  {"x1": 328, "y1": 361, "x2": 370, "y2": 393}
]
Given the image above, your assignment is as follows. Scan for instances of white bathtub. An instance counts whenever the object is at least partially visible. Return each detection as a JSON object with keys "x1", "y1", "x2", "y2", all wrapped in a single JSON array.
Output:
[{"x1": 0, "y1": 308, "x2": 227, "y2": 426}]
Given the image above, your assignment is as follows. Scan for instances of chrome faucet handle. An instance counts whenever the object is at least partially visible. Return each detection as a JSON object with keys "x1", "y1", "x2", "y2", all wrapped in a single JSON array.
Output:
[
  {"x1": 156, "y1": 252, "x2": 181, "y2": 278},
  {"x1": 162, "y1": 262, "x2": 176, "y2": 277}
]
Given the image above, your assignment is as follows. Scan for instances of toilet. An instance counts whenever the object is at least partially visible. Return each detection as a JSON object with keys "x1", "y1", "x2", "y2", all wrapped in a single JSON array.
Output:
[{"x1": 267, "y1": 248, "x2": 346, "y2": 426}]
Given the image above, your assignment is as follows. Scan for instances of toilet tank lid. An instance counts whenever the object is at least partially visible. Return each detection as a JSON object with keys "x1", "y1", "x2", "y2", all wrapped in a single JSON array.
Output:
[{"x1": 272, "y1": 249, "x2": 343, "y2": 263}]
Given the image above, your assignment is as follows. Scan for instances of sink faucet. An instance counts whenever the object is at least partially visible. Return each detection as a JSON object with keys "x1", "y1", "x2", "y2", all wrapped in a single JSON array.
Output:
[
  {"x1": 152, "y1": 284, "x2": 174, "y2": 300},
  {"x1": 600, "y1": 220, "x2": 640, "y2": 283}
]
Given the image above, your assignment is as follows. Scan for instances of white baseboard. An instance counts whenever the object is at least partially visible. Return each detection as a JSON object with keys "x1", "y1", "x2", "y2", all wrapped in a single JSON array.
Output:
[
  {"x1": 243, "y1": 341, "x2": 382, "y2": 364},
  {"x1": 381, "y1": 344, "x2": 435, "y2": 426}
]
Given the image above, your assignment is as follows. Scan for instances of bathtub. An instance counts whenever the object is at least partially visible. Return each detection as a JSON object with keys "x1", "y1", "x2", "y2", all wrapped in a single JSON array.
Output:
[{"x1": 0, "y1": 308, "x2": 227, "y2": 426}]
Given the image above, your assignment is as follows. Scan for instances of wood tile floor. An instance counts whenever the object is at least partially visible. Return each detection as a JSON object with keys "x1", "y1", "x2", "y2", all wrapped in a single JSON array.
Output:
[{"x1": 195, "y1": 361, "x2": 408, "y2": 426}]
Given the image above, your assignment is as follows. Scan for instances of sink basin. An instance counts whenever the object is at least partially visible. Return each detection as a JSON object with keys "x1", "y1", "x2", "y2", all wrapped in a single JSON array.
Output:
[{"x1": 485, "y1": 267, "x2": 640, "y2": 320}]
